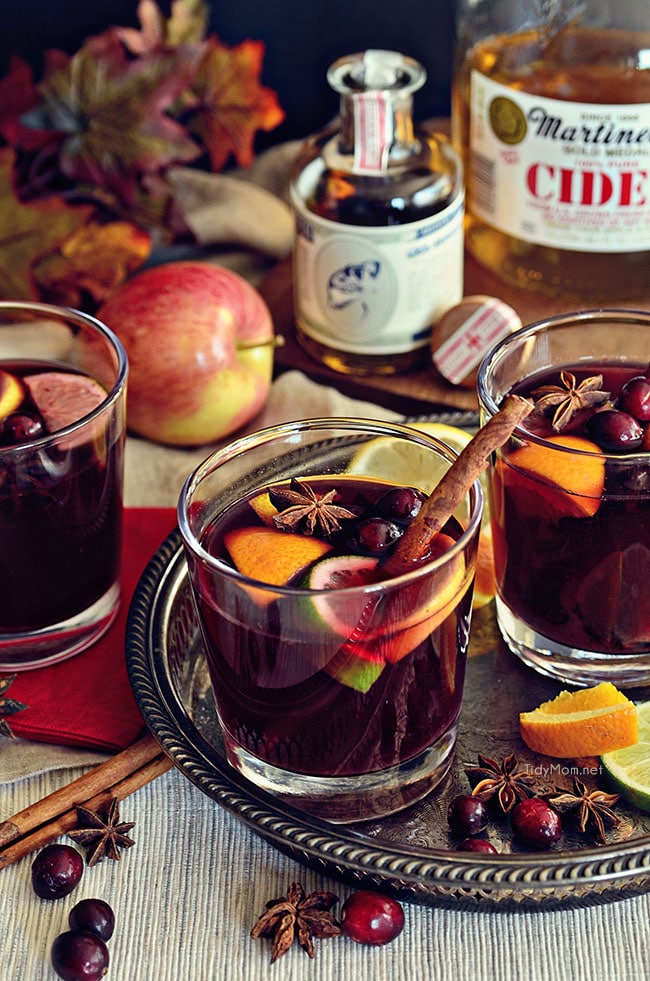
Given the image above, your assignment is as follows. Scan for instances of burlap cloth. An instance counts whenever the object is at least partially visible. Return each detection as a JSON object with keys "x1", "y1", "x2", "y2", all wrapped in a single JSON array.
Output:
[{"x1": 3, "y1": 145, "x2": 649, "y2": 980}]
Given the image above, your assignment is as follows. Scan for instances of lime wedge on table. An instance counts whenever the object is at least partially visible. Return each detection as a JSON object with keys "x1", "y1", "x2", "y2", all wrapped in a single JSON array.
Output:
[{"x1": 601, "y1": 700, "x2": 650, "y2": 812}]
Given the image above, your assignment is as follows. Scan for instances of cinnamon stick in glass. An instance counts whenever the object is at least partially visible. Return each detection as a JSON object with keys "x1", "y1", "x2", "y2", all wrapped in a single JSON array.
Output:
[{"x1": 384, "y1": 394, "x2": 533, "y2": 576}]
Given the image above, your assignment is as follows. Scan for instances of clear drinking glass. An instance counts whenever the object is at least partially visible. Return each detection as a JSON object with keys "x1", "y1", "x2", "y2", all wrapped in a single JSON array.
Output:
[
  {"x1": 178, "y1": 418, "x2": 482, "y2": 822},
  {"x1": 0, "y1": 302, "x2": 127, "y2": 670},
  {"x1": 477, "y1": 309, "x2": 650, "y2": 687}
]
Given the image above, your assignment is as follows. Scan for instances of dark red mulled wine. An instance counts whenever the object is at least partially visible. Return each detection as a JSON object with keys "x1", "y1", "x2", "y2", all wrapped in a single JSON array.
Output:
[
  {"x1": 0, "y1": 360, "x2": 123, "y2": 635},
  {"x1": 494, "y1": 361, "x2": 650, "y2": 654},
  {"x1": 191, "y1": 475, "x2": 473, "y2": 780}
]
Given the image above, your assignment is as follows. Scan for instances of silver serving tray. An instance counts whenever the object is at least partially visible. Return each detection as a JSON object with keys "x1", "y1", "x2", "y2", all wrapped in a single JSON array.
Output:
[{"x1": 126, "y1": 450, "x2": 650, "y2": 911}]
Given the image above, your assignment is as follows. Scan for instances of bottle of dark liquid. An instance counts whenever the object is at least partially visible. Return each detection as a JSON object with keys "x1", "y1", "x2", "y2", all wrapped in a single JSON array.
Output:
[
  {"x1": 452, "y1": 0, "x2": 650, "y2": 301},
  {"x1": 291, "y1": 50, "x2": 464, "y2": 375}
]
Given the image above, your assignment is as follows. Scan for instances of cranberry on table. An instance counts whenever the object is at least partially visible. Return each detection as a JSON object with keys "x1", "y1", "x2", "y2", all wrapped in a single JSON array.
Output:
[
  {"x1": 617, "y1": 374, "x2": 650, "y2": 422},
  {"x1": 511, "y1": 798, "x2": 562, "y2": 849},
  {"x1": 455, "y1": 838, "x2": 498, "y2": 854},
  {"x1": 51, "y1": 930, "x2": 109, "y2": 981},
  {"x1": 341, "y1": 890, "x2": 405, "y2": 946},
  {"x1": 447, "y1": 794, "x2": 488, "y2": 837},
  {"x1": 587, "y1": 409, "x2": 643, "y2": 452},
  {"x1": 31, "y1": 844, "x2": 83, "y2": 900},
  {"x1": 69, "y1": 898, "x2": 115, "y2": 942}
]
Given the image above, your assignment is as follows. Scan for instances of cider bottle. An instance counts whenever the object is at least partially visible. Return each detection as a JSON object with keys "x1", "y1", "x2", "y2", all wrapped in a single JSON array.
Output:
[
  {"x1": 452, "y1": 0, "x2": 650, "y2": 300},
  {"x1": 291, "y1": 50, "x2": 464, "y2": 375}
]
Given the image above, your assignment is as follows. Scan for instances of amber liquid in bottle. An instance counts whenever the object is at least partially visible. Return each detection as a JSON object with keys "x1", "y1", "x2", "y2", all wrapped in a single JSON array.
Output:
[
  {"x1": 295, "y1": 129, "x2": 461, "y2": 374},
  {"x1": 452, "y1": 26, "x2": 650, "y2": 300},
  {"x1": 292, "y1": 51, "x2": 464, "y2": 376}
]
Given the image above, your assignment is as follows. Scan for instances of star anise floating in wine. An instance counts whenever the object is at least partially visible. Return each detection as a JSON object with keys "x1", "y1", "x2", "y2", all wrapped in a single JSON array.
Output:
[
  {"x1": 547, "y1": 778, "x2": 621, "y2": 844},
  {"x1": 68, "y1": 797, "x2": 136, "y2": 866},
  {"x1": 464, "y1": 753, "x2": 538, "y2": 815},
  {"x1": 532, "y1": 370, "x2": 610, "y2": 431},
  {"x1": 250, "y1": 882, "x2": 341, "y2": 962},
  {"x1": 270, "y1": 478, "x2": 357, "y2": 536},
  {"x1": 0, "y1": 675, "x2": 27, "y2": 738}
]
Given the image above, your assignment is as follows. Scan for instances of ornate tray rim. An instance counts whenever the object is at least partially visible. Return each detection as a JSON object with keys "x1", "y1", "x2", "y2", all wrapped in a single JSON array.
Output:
[{"x1": 125, "y1": 416, "x2": 650, "y2": 912}]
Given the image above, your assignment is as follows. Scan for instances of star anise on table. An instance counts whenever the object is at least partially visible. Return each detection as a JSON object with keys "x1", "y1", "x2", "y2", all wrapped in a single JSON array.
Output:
[
  {"x1": 269, "y1": 478, "x2": 357, "y2": 536},
  {"x1": 547, "y1": 778, "x2": 621, "y2": 844},
  {"x1": 250, "y1": 882, "x2": 341, "y2": 962},
  {"x1": 68, "y1": 796, "x2": 135, "y2": 866},
  {"x1": 464, "y1": 752, "x2": 538, "y2": 815},
  {"x1": 0, "y1": 675, "x2": 28, "y2": 738},
  {"x1": 531, "y1": 370, "x2": 610, "y2": 431}
]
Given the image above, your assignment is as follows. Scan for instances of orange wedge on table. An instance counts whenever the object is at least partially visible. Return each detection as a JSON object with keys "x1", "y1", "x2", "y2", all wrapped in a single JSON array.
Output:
[
  {"x1": 503, "y1": 434, "x2": 605, "y2": 520},
  {"x1": 519, "y1": 682, "x2": 638, "y2": 758}
]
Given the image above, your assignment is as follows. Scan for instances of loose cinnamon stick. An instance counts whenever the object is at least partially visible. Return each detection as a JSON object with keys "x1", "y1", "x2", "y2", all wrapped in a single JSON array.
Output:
[
  {"x1": 0, "y1": 754, "x2": 172, "y2": 870},
  {"x1": 0, "y1": 733, "x2": 172, "y2": 869},
  {"x1": 384, "y1": 394, "x2": 534, "y2": 576},
  {"x1": 0, "y1": 731, "x2": 162, "y2": 849}
]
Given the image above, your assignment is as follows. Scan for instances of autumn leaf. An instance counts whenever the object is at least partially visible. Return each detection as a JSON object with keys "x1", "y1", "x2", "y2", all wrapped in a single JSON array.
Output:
[
  {"x1": 167, "y1": 0, "x2": 210, "y2": 47},
  {"x1": 116, "y1": 0, "x2": 209, "y2": 55},
  {"x1": 33, "y1": 220, "x2": 152, "y2": 307},
  {"x1": 188, "y1": 36, "x2": 285, "y2": 171},
  {"x1": 34, "y1": 43, "x2": 202, "y2": 204},
  {"x1": 0, "y1": 147, "x2": 92, "y2": 300},
  {"x1": 0, "y1": 56, "x2": 40, "y2": 144}
]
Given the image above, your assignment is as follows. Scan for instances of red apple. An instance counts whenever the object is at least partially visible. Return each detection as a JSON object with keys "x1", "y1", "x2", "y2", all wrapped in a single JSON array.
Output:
[{"x1": 96, "y1": 261, "x2": 276, "y2": 445}]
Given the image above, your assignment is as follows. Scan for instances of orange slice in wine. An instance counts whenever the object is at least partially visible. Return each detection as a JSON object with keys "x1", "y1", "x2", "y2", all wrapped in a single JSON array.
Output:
[
  {"x1": 472, "y1": 524, "x2": 496, "y2": 609},
  {"x1": 382, "y1": 533, "x2": 468, "y2": 663},
  {"x1": 504, "y1": 434, "x2": 605, "y2": 520},
  {"x1": 0, "y1": 368, "x2": 24, "y2": 421},
  {"x1": 223, "y1": 526, "x2": 332, "y2": 605}
]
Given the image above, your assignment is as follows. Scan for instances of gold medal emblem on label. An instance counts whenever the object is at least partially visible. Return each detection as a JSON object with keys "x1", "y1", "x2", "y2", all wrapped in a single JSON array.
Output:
[{"x1": 489, "y1": 96, "x2": 527, "y2": 145}]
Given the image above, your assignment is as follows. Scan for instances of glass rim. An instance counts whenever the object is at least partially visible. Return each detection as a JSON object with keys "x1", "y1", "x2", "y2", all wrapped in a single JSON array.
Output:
[
  {"x1": 177, "y1": 415, "x2": 484, "y2": 595},
  {"x1": 0, "y1": 300, "x2": 128, "y2": 455},
  {"x1": 476, "y1": 306, "x2": 650, "y2": 462}
]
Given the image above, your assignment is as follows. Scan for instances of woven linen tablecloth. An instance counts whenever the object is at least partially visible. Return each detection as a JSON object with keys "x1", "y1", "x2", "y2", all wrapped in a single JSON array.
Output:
[{"x1": 3, "y1": 371, "x2": 650, "y2": 981}]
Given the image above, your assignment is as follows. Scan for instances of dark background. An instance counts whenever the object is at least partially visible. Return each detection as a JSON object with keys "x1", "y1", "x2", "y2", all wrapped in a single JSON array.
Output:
[{"x1": 0, "y1": 1, "x2": 456, "y2": 148}]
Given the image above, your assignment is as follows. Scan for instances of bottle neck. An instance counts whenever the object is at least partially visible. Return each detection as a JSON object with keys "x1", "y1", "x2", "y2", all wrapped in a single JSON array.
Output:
[{"x1": 333, "y1": 90, "x2": 417, "y2": 173}]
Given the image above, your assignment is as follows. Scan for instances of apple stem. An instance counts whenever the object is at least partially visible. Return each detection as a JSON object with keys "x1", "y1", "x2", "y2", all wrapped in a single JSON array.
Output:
[{"x1": 236, "y1": 335, "x2": 285, "y2": 351}]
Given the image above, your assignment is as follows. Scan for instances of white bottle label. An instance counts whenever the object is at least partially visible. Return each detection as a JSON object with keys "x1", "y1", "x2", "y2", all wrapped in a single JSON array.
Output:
[
  {"x1": 469, "y1": 71, "x2": 650, "y2": 253},
  {"x1": 291, "y1": 164, "x2": 464, "y2": 356}
]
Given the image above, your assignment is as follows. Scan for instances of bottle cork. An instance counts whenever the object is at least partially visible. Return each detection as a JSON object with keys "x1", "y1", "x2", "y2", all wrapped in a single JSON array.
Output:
[{"x1": 430, "y1": 295, "x2": 522, "y2": 390}]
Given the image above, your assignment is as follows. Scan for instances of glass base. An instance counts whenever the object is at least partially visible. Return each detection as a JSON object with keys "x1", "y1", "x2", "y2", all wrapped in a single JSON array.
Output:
[
  {"x1": 0, "y1": 582, "x2": 121, "y2": 671},
  {"x1": 224, "y1": 723, "x2": 459, "y2": 823},
  {"x1": 495, "y1": 595, "x2": 650, "y2": 689}
]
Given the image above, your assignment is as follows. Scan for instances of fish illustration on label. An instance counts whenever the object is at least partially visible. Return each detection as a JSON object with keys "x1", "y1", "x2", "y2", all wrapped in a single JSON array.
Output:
[{"x1": 327, "y1": 260, "x2": 381, "y2": 322}]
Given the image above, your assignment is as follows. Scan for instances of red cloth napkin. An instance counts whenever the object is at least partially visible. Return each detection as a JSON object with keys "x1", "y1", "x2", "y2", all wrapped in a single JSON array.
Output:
[{"x1": 8, "y1": 507, "x2": 177, "y2": 752}]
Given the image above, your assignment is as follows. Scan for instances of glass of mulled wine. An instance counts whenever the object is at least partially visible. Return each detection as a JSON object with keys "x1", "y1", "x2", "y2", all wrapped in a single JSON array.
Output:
[
  {"x1": 178, "y1": 418, "x2": 482, "y2": 822},
  {"x1": 477, "y1": 309, "x2": 650, "y2": 688},
  {"x1": 0, "y1": 302, "x2": 127, "y2": 669}
]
